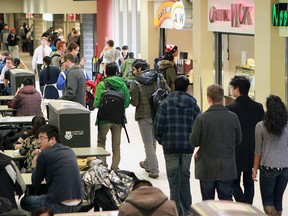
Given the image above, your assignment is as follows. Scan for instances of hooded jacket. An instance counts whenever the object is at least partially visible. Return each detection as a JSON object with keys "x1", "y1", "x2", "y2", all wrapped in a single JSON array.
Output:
[
  {"x1": 158, "y1": 60, "x2": 177, "y2": 91},
  {"x1": 154, "y1": 91, "x2": 200, "y2": 154},
  {"x1": 8, "y1": 85, "x2": 42, "y2": 116},
  {"x1": 118, "y1": 186, "x2": 178, "y2": 216}
]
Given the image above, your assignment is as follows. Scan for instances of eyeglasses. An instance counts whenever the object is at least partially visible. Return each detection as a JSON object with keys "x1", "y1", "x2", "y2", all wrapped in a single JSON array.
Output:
[{"x1": 37, "y1": 136, "x2": 49, "y2": 142}]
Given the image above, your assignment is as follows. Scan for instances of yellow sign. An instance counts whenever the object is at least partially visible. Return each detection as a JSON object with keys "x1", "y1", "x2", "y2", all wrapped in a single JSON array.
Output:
[{"x1": 154, "y1": 2, "x2": 175, "y2": 28}]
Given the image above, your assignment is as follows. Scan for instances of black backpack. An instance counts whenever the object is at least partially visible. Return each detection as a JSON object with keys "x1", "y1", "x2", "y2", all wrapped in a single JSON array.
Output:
[{"x1": 97, "y1": 80, "x2": 125, "y2": 125}]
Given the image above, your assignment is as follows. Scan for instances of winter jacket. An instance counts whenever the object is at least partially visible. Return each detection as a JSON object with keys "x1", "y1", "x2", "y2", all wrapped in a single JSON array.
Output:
[
  {"x1": 118, "y1": 186, "x2": 178, "y2": 216},
  {"x1": 158, "y1": 60, "x2": 177, "y2": 91},
  {"x1": 154, "y1": 91, "x2": 201, "y2": 154},
  {"x1": 8, "y1": 85, "x2": 42, "y2": 116}
]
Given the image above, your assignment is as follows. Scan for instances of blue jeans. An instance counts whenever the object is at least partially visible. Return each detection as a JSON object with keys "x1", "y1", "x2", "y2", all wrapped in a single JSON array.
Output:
[
  {"x1": 137, "y1": 118, "x2": 158, "y2": 174},
  {"x1": 259, "y1": 166, "x2": 288, "y2": 211},
  {"x1": 200, "y1": 179, "x2": 234, "y2": 201},
  {"x1": 233, "y1": 170, "x2": 254, "y2": 204},
  {"x1": 21, "y1": 195, "x2": 82, "y2": 214},
  {"x1": 165, "y1": 154, "x2": 192, "y2": 216}
]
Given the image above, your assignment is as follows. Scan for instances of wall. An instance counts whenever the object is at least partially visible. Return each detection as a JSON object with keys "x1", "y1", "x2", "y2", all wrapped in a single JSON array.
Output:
[{"x1": 0, "y1": 1, "x2": 24, "y2": 13}]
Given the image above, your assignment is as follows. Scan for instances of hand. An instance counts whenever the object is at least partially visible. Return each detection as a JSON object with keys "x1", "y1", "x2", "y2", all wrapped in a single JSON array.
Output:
[
  {"x1": 80, "y1": 57, "x2": 86, "y2": 66},
  {"x1": 252, "y1": 169, "x2": 258, "y2": 181},
  {"x1": 31, "y1": 155, "x2": 38, "y2": 168},
  {"x1": 33, "y1": 149, "x2": 41, "y2": 156}
]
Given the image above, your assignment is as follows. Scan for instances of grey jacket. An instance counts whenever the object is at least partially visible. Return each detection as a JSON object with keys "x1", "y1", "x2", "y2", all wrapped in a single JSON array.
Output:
[
  {"x1": 61, "y1": 65, "x2": 86, "y2": 106},
  {"x1": 190, "y1": 104, "x2": 242, "y2": 181}
]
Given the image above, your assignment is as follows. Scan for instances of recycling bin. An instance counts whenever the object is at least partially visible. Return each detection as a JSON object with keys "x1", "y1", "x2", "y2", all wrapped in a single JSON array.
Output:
[
  {"x1": 10, "y1": 69, "x2": 35, "y2": 95},
  {"x1": 47, "y1": 100, "x2": 90, "y2": 147}
]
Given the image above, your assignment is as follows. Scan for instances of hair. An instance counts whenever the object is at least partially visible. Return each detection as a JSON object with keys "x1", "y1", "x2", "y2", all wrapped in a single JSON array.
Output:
[
  {"x1": 207, "y1": 84, "x2": 224, "y2": 104},
  {"x1": 31, "y1": 207, "x2": 52, "y2": 216},
  {"x1": 163, "y1": 52, "x2": 174, "y2": 61},
  {"x1": 106, "y1": 62, "x2": 119, "y2": 76},
  {"x1": 132, "y1": 59, "x2": 149, "y2": 71},
  {"x1": 37, "y1": 124, "x2": 61, "y2": 143},
  {"x1": 43, "y1": 56, "x2": 52, "y2": 81},
  {"x1": 23, "y1": 78, "x2": 34, "y2": 86},
  {"x1": 6, "y1": 56, "x2": 13, "y2": 62},
  {"x1": 132, "y1": 180, "x2": 153, "y2": 191},
  {"x1": 122, "y1": 45, "x2": 128, "y2": 50},
  {"x1": 229, "y1": 76, "x2": 250, "y2": 95},
  {"x1": 63, "y1": 53, "x2": 75, "y2": 63},
  {"x1": 56, "y1": 40, "x2": 66, "y2": 50},
  {"x1": 30, "y1": 116, "x2": 46, "y2": 137},
  {"x1": 174, "y1": 75, "x2": 189, "y2": 92},
  {"x1": 264, "y1": 95, "x2": 288, "y2": 136},
  {"x1": 67, "y1": 42, "x2": 79, "y2": 53},
  {"x1": 115, "y1": 47, "x2": 121, "y2": 51},
  {"x1": 107, "y1": 40, "x2": 114, "y2": 47},
  {"x1": 0, "y1": 134, "x2": 4, "y2": 152},
  {"x1": 1, "y1": 51, "x2": 9, "y2": 57},
  {"x1": 128, "y1": 52, "x2": 134, "y2": 59}
]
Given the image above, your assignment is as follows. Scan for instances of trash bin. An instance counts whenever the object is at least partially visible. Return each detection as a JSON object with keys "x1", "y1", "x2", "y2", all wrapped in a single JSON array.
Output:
[
  {"x1": 191, "y1": 200, "x2": 266, "y2": 216},
  {"x1": 47, "y1": 100, "x2": 90, "y2": 148},
  {"x1": 10, "y1": 69, "x2": 35, "y2": 95}
]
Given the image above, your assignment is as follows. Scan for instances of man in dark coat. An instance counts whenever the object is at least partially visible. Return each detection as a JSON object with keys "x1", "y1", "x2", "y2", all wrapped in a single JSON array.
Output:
[{"x1": 226, "y1": 76, "x2": 264, "y2": 204}]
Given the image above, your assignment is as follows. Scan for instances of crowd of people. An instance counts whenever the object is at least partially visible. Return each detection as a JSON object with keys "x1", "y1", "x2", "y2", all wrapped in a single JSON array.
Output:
[{"x1": 0, "y1": 22, "x2": 287, "y2": 215}]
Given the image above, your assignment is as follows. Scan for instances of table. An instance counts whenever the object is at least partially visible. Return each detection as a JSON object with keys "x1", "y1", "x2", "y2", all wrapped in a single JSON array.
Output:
[
  {"x1": 0, "y1": 105, "x2": 16, "y2": 116},
  {"x1": 54, "y1": 211, "x2": 119, "y2": 216},
  {"x1": 72, "y1": 147, "x2": 111, "y2": 158},
  {"x1": 5, "y1": 150, "x2": 26, "y2": 161},
  {"x1": 0, "y1": 95, "x2": 14, "y2": 101},
  {"x1": 0, "y1": 116, "x2": 35, "y2": 125}
]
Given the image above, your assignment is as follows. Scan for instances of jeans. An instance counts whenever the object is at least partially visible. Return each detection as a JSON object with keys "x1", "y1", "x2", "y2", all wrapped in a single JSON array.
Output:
[
  {"x1": 21, "y1": 195, "x2": 82, "y2": 214},
  {"x1": 200, "y1": 179, "x2": 234, "y2": 201},
  {"x1": 165, "y1": 154, "x2": 192, "y2": 216},
  {"x1": 233, "y1": 170, "x2": 254, "y2": 204},
  {"x1": 137, "y1": 118, "x2": 158, "y2": 174},
  {"x1": 259, "y1": 166, "x2": 288, "y2": 211},
  {"x1": 97, "y1": 123, "x2": 122, "y2": 170}
]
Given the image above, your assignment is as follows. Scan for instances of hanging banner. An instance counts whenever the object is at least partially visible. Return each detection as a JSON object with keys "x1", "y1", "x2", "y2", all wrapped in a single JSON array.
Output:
[
  {"x1": 154, "y1": 1, "x2": 192, "y2": 30},
  {"x1": 208, "y1": 0, "x2": 255, "y2": 34}
]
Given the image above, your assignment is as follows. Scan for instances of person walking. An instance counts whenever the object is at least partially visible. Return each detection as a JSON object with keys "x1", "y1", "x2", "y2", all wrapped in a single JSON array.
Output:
[
  {"x1": 7, "y1": 27, "x2": 19, "y2": 58},
  {"x1": 154, "y1": 75, "x2": 200, "y2": 215},
  {"x1": 252, "y1": 95, "x2": 288, "y2": 216},
  {"x1": 226, "y1": 76, "x2": 264, "y2": 204}
]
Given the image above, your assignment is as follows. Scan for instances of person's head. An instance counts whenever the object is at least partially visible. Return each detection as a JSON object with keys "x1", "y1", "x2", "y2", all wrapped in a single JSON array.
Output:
[
  {"x1": 31, "y1": 116, "x2": 46, "y2": 136},
  {"x1": 23, "y1": 78, "x2": 34, "y2": 86},
  {"x1": 63, "y1": 53, "x2": 75, "y2": 70},
  {"x1": 105, "y1": 62, "x2": 119, "y2": 76},
  {"x1": 67, "y1": 42, "x2": 80, "y2": 56},
  {"x1": 174, "y1": 75, "x2": 189, "y2": 92},
  {"x1": 106, "y1": 40, "x2": 114, "y2": 48},
  {"x1": 132, "y1": 59, "x2": 149, "y2": 76},
  {"x1": 43, "y1": 56, "x2": 51, "y2": 66},
  {"x1": 264, "y1": 95, "x2": 288, "y2": 136},
  {"x1": 165, "y1": 44, "x2": 178, "y2": 57},
  {"x1": 13, "y1": 57, "x2": 20, "y2": 67},
  {"x1": 122, "y1": 45, "x2": 129, "y2": 55},
  {"x1": 10, "y1": 28, "x2": 16, "y2": 33},
  {"x1": 163, "y1": 52, "x2": 174, "y2": 62},
  {"x1": 31, "y1": 207, "x2": 52, "y2": 216},
  {"x1": 22, "y1": 22, "x2": 27, "y2": 27},
  {"x1": 115, "y1": 47, "x2": 121, "y2": 51},
  {"x1": 5, "y1": 56, "x2": 13, "y2": 69},
  {"x1": 207, "y1": 84, "x2": 224, "y2": 105},
  {"x1": 1, "y1": 51, "x2": 9, "y2": 58},
  {"x1": 40, "y1": 37, "x2": 48, "y2": 47},
  {"x1": 4, "y1": 24, "x2": 8, "y2": 30},
  {"x1": 56, "y1": 40, "x2": 66, "y2": 54},
  {"x1": 132, "y1": 180, "x2": 153, "y2": 191},
  {"x1": 36, "y1": 124, "x2": 61, "y2": 150},
  {"x1": 229, "y1": 76, "x2": 250, "y2": 97},
  {"x1": 128, "y1": 52, "x2": 134, "y2": 59}
]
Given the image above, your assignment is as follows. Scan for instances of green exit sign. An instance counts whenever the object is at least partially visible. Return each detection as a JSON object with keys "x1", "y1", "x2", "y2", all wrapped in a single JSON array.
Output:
[{"x1": 272, "y1": 3, "x2": 288, "y2": 26}]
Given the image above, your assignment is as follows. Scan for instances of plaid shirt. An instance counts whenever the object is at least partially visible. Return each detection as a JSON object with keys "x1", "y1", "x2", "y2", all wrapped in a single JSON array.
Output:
[{"x1": 154, "y1": 91, "x2": 201, "y2": 154}]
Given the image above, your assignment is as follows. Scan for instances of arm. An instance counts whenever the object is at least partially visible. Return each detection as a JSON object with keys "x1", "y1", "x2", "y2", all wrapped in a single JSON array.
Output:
[
  {"x1": 154, "y1": 102, "x2": 166, "y2": 143},
  {"x1": 31, "y1": 47, "x2": 38, "y2": 72},
  {"x1": 61, "y1": 72, "x2": 77, "y2": 100},
  {"x1": 94, "y1": 81, "x2": 105, "y2": 108},
  {"x1": 57, "y1": 71, "x2": 66, "y2": 90},
  {"x1": 32, "y1": 152, "x2": 46, "y2": 187},
  {"x1": 252, "y1": 154, "x2": 261, "y2": 181},
  {"x1": 123, "y1": 84, "x2": 130, "y2": 108},
  {"x1": 235, "y1": 116, "x2": 242, "y2": 145},
  {"x1": 8, "y1": 92, "x2": 22, "y2": 109},
  {"x1": 189, "y1": 116, "x2": 202, "y2": 147},
  {"x1": 19, "y1": 58, "x2": 29, "y2": 70},
  {"x1": 252, "y1": 122, "x2": 263, "y2": 181},
  {"x1": 166, "y1": 67, "x2": 177, "y2": 91},
  {"x1": 129, "y1": 81, "x2": 140, "y2": 107}
]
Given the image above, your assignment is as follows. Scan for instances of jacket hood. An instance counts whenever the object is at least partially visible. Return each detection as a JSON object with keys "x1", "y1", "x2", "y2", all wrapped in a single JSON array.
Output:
[
  {"x1": 135, "y1": 69, "x2": 158, "y2": 85},
  {"x1": 0, "y1": 151, "x2": 12, "y2": 169},
  {"x1": 18, "y1": 85, "x2": 38, "y2": 95},
  {"x1": 167, "y1": 91, "x2": 197, "y2": 109},
  {"x1": 158, "y1": 59, "x2": 174, "y2": 69},
  {"x1": 125, "y1": 186, "x2": 168, "y2": 211},
  {"x1": 104, "y1": 76, "x2": 127, "y2": 89}
]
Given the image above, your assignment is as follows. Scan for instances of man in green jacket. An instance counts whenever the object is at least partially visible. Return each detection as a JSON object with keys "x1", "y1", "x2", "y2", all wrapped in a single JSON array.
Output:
[{"x1": 94, "y1": 62, "x2": 130, "y2": 170}]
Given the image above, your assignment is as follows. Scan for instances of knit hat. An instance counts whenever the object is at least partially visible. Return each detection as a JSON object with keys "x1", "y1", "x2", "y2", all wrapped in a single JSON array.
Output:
[{"x1": 165, "y1": 44, "x2": 178, "y2": 54}]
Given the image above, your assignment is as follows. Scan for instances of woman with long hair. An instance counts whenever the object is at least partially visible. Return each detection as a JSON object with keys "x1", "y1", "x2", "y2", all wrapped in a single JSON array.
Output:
[
  {"x1": 39, "y1": 56, "x2": 60, "y2": 99},
  {"x1": 252, "y1": 95, "x2": 288, "y2": 216}
]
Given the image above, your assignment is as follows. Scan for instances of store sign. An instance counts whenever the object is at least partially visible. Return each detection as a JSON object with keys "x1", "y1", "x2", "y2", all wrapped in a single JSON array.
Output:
[
  {"x1": 208, "y1": 0, "x2": 255, "y2": 34},
  {"x1": 154, "y1": 1, "x2": 192, "y2": 30},
  {"x1": 272, "y1": 3, "x2": 288, "y2": 26}
]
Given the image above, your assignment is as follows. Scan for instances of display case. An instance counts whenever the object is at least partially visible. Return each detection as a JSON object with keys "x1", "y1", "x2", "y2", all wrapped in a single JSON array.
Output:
[{"x1": 235, "y1": 66, "x2": 255, "y2": 98}]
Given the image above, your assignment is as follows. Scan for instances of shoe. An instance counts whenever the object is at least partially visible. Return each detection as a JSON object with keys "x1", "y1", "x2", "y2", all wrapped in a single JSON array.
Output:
[
  {"x1": 264, "y1": 206, "x2": 278, "y2": 216},
  {"x1": 148, "y1": 172, "x2": 159, "y2": 179},
  {"x1": 139, "y1": 161, "x2": 150, "y2": 172}
]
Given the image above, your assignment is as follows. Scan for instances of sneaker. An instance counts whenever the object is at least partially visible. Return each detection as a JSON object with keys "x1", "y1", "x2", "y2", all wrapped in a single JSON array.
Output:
[
  {"x1": 139, "y1": 161, "x2": 150, "y2": 172},
  {"x1": 148, "y1": 172, "x2": 159, "y2": 179}
]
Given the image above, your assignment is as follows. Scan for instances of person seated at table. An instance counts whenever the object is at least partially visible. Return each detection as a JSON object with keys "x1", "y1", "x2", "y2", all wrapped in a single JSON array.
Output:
[
  {"x1": 20, "y1": 124, "x2": 83, "y2": 214},
  {"x1": 14, "y1": 115, "x2": 47, "y2": 172},
  {"x1": 0, "y1": 134, "x2": 26, "y2": 209},
  {"x1": 118, "y1": 180, "x2": 178, "y2": 216},
  {"x1": 7, "y1": 77, "x2": 42, "y2": 116}
]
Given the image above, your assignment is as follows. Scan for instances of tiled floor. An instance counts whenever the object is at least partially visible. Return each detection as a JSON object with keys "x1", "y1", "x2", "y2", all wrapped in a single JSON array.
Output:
[{"x1": 17, "y1": 51, "x2": 288, "y2": 214}]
